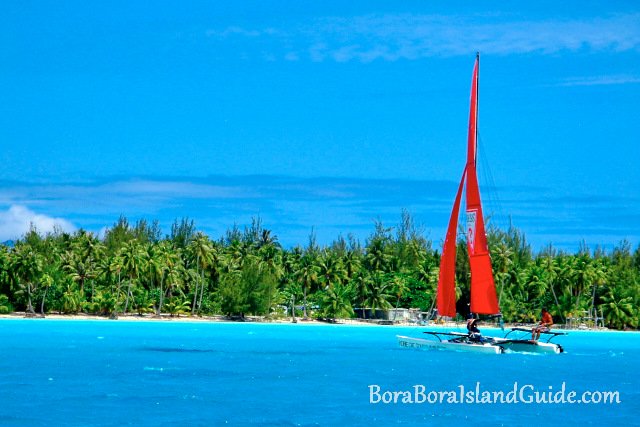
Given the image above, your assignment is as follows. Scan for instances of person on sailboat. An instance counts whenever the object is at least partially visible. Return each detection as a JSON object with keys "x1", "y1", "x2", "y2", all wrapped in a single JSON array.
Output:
[
  {"x1": 532, "y1": 308, "x2": 554, "y2": 341},
  {"x1": 466, "y1": 313, "x2": 482, "y2": 342}
]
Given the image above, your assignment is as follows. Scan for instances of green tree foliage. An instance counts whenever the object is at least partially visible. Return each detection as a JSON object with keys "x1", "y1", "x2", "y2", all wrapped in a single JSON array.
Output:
[
  {"x1": 0, "y1": 294, "x2": 13, "y2": 314},
  {"x1": 0, "y1": 214, "x2": 637, "y2": 330}
]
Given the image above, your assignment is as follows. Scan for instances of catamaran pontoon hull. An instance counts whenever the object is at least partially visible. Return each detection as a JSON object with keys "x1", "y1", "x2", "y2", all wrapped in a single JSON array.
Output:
[
  {"x1": 397, "y1": 329, "x2": 565, "y2": 355},
  {"x1": 396, "y1": 335, "x2": 503, "y2": 354},
  {"x1": 497, "y1": 328, "x2": 566, "y2": 354},
  {"x1": 496, "y1": 340, "x2": 563, "y2": 354}
]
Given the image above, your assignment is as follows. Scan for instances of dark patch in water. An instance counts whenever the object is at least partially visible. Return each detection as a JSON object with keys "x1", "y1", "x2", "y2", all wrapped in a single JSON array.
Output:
[
  {"x1": 142, "y1": 347, "x2": 217, "y2": 353},
  {"x1": 142, "y1": 346, "x2": 335, "y2": 356}
]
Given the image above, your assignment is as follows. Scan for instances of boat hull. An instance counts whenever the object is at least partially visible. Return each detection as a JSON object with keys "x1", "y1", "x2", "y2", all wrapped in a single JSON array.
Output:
[
  {"x1": 396, "y1": 335, "x2": 503, "y2": 354},
  {"x1": 496, "y1": 339, "x2": 563, "y2": 354}
]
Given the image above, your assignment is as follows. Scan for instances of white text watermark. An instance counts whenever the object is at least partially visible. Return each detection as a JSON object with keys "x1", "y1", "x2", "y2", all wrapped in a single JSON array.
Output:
[{"x1": 368, "y1": 382, "x2": 621, "y2": 405}]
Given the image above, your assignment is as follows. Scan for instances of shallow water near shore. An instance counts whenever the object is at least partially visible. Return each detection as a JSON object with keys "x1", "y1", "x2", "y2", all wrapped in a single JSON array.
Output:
[{"x1": 1, "y1": 319, "x2": 638, "y2": 426}]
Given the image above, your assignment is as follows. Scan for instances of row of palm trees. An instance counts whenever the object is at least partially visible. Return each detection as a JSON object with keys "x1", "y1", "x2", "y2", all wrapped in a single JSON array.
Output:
[{"x1": 0, "y1": 213, "x2": 638, "y2": 329}]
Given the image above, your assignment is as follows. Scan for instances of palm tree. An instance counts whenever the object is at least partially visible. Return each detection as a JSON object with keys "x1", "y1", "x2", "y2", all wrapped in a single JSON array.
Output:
[
  {"x1": 295, "y1": 255, "x2": 319, "y2": 319},
  {"x1": 62, "y1": 283, "x2": 82, "y2": 314},
  {"x1": 365, "y1": 237, "x2": 391, "y2": 273},
  {"x1": 165, "y1": 261, "x2": 186, "y2": 301},
  {"x1": 554, "y1": 254, "x2": 577, "y2": 320},
  {"x1": 188, "y1": 233, "x2": 213, "y2": 315},
  {"x1": 283, "y1": 281, "x2": 302, "y2": 322},
  {"x1": 258, "y1": 228, "x2": 278, "y2": 248},
  {"x1": 322, "y1": 284, "x2": 354, "y2": 321},
  {"x1": 601, "y1": 287, "x2": 635, "y2": 329},
  {"x1": 11, "y1": 244, "x2": 42, "y2": 316},
  {"x1": 39, "y1": 273, "x2": 53, "y2": 316},
  {"x1": 132, "y1": 287, "x2": 155, "y2": 315},
  {"x1": 73, "y1": 231, "x2": 103, "y2": 298},
  {"x1": 539, "y1": 251, "x2": 563, "y2": 319},
  {"x1": 226, "y1": 240, "x2": 246, "y2": 270},
  {"x1": 103, "y1": 253, "x2": 124, "y2": 318},
  {"x1": 396, "y1": 230, "x2": 428, "y2": 273},
  {"x1": 165, "y1": 297, "x2": 191, "y2": 317},
  {"x1": 149, "y1": 241, "x2": 179, "y2": 315},
  {"x1": 120, "y1": 240, "x2": 146, "y2": 314},
  {"x1": 573, "y1": 254, "x2": 596, "y2": 314},
  {"x1": 351, "y1": 272, "x2": 370, "y2": 318},
  {"x1": 0, "y1": 294, "x2": 12, "y2": 314},
  {"x1": 342, "y1": 249, "x2": 362, "y2": 282},
  {"x1": 491, "y1": 242, "x2": 513, "y2": 305},
  {"x1": 63, "y1": 254, "x2": 90, "y2": 300},
  {"x1": 86, "y1": 290, "x2": 117, "y2": 316},
  {"x1": 0, "y1": 247, "x2": 12, "y2": 297},
  {"x1": 257, "y1": 242, "x2": 283, "y2": 317},
  {"x1": 391, "y1": 273, "x2": 410, "y2": 320},
  {"x1": 317, "y1": 251, "x2": 347, "y2": 290},
  {"x1": 412, "y1": 257, "x2": 439, "y2": 316},
  {"x1": 588, "y1": 258, "x2": 608, "y2": 324},
  {"x1": 364, "y1": 274, "x2": 393, "y2": 318}
]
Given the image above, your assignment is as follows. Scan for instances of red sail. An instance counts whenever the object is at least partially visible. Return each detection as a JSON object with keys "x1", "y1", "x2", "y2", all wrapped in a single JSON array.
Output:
[
  {"x1": 466, "y1": 164, "x2": 499, "y2": 314},
  {"x1": 465, "y1": 55, "x2": 500, "y2": 315},
  {"x1": 436, "y1": 54, "x2": 500, "y2": 318},
  {"x1": 437, "y1": 167, "x2": 466, "y2": 318}
]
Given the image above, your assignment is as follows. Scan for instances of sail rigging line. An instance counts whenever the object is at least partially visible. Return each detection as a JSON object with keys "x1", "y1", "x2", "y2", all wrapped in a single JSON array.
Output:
[{"x1": 477, "y1": 132, "x2": 509, "y2": 233}]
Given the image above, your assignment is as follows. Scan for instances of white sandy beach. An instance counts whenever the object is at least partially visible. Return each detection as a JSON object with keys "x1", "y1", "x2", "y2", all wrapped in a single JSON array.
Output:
[{"x1": 0, "y1": 312, "x2": 616, "y2": 332}]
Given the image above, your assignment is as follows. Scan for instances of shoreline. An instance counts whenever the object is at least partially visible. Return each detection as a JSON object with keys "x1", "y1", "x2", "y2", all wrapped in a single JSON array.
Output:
[
  {"x1": 0, "y1": 312, "x2": 621, "y2": 331},
  {"x1": 0, "y1": 312, "x2": 429, "y2": 326}
]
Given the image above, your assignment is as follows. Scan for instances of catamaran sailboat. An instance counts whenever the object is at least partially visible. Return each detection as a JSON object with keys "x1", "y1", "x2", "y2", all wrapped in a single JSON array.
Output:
[{"x1": 397, "y1": 54, "x2": 566, "y2": 355}]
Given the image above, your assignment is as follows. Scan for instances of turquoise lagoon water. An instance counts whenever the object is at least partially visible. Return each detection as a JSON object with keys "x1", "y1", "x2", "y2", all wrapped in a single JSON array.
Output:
[{"x1": 1, "y1": 319, "x2": 638, "y2": 426}]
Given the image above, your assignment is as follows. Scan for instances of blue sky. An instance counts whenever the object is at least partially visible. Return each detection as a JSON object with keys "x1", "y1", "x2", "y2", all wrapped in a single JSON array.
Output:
[{"x1": 1, "y1": 1, "x2": 639, "y2": 252}]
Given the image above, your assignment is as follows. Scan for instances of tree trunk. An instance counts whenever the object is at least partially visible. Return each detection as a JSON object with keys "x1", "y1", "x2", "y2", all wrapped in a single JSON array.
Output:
[
  {"x1": 498, "y1": 275, "x2": 505, "y2": 306},
  {"x1": 303, "y1": 285, "x2": 308, "y2": 319},
  {"x1": 115, "y1": 271, "x2": 121, "y2": 315},
  {"x1": 198, "y1": 269, "x2": 205, "y2": 314},
  {"x1": 123, "y1": 280, "x2": 132, "y2": 314},
  {"x1": 291, "y1": 295, "x2": 296, "y2": 323},
  {"x1": 40, "y1": 286, "x2": 48, "y2": 316},
  {"x1": 157, "y1": 276, "x2": 164, "y2": 316},
  {"x1": 548, "y1": 280, "x2": 563, "y2": 322},
  {"x1": 590, "y1": 283, "x2": 598, "y2": 324},
  {"x1": 192, "y1": 255, "x2": 200, "y2": 315},
  {"x1": 427, "y1": 290, "x2": 437, "y2": 322},
  {"x1": 575, "y1": 289, "x2": 583, "y2": 315},
  {"x1": 26, "y1": 285, "x2": 35, "y2": 315},
  {"x1": 267, "y1": 281, "x2": 272, "y2": 318}
]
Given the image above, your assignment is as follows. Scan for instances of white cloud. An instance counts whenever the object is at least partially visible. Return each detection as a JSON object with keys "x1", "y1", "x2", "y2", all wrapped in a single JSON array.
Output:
[
  {"x1": 106, "y1": 180, "x2": 250, "y2": 199},
  {"x1": 0, "y1": 205, "x2": 76, "y2": 241},
  {"x1": 206, "y1": 12, "x2": 640, "y2": 62},
  {"x1": 0, "y1": 179, "x2": 258, "y2": 218},
  {"x1": 558, "y1": 74, "x2": 640, "y2": 86}
]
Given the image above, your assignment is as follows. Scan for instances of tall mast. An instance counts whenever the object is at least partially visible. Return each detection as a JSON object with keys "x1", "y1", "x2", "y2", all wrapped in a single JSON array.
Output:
[
  {"x1": 466, "y1": 55, "x2": 479, "y2": 170},
  {"x1": 475, "y1": 52, "x2": 479, "y2": 168},
  {"x1": 466, "y1": 52, "x2": 500, "y2": 315}
]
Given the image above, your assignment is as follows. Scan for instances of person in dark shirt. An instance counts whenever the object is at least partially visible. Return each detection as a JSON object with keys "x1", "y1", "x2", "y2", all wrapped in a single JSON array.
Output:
[{"x1": 466, "y1": 313, "x2": 482, "y2": 342}]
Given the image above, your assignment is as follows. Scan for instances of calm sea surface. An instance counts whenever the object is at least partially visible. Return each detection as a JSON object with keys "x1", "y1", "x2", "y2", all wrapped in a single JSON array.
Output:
[{"x1": 0, "y1": 319, "x2": 638, "y2": 426}]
